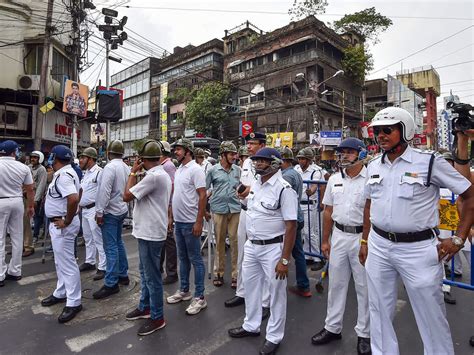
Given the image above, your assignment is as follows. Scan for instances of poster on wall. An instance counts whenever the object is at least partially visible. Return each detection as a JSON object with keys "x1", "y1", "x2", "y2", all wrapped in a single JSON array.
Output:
[
  {"x1": 62, "y1": 80, "x2": 89, "y2": 118},
  {"x1": 266, "y1": 132, "x2": 293, "y2": 148},
  {"x1": 42, "y1": 110, "x2": 91, "y2": 146}
]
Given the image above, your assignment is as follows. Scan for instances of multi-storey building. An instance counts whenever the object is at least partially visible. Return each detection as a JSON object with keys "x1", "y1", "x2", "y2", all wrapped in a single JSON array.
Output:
[{"x1": 222, "y1": 17, "x2": 363, "y2": 146}]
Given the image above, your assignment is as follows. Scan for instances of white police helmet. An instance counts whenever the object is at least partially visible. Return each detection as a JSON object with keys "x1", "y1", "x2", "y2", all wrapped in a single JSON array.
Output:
[{"x1": 370, "y1": 107, "x2": 416, "y2": 142}]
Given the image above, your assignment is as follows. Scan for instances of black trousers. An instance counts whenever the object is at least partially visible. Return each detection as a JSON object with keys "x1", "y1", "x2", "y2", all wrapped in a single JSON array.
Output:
[{"x1": 160, "y1": 229, "x2": 178, "y2": 278}]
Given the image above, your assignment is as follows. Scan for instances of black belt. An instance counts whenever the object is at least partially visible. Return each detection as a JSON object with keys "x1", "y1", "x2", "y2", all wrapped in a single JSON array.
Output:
[
  {"x1": 249, "y1": 235, "x2": 283, "y2": 245},
  {"x1": 83, "y1": 202, "x2": 95, "y2": 209},
  {"x1": 300, "y1": 200, "x2": 314, "y2": 205},
  {"x1": 335, "y1": 222, "x2": 363, "y2": 234},
  {"x1": 0, "y1": 196, "x2": 22, "y2": 199},
  {"x1": 372, "y1": 224, "x2": 434, "y2": 243},
  {"x1": 241, "y1": 203, "x2": 247, "y2": 211},
  {"x1": 49, "y1": 216, "x2": 65, "y2": 222}
]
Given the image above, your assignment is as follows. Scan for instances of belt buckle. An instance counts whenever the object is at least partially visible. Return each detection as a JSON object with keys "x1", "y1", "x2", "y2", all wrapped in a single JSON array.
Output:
[
  {"x1": 387, "y1": 232, "x2": 397, "y2": 242},
  {"x1": 345, "y1": 226, "x2": 355, "y2": 234}
]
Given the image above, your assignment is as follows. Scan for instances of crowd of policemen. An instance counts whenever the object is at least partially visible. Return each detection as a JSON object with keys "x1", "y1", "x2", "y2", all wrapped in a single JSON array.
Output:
[{"x1": 0, "y1": 106, "x2": 473, "y2": 355}]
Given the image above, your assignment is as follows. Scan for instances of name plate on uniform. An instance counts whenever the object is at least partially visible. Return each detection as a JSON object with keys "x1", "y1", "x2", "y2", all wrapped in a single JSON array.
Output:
[{"x1": 438, "y1": 199, "x2": 459, "y2": 231}]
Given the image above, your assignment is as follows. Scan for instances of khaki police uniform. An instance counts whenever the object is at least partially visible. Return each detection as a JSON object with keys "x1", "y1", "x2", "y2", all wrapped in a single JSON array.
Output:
[
  {"x1": 364, "y1": 146, "x2": 471, "y2": 355},
  {"x1": 242, "y1": 170, "x2": 298, "y2": 344},
  {"x1": 45, "y1": 165, "x2": 81, "y2": 307},
  {"x1": 0, "y1": 156, "x2": 33, "y2": 280},
  {"x1": 80, "y1": 163, "x2": 106, "y2": 271},
  {"x1": 322, "y1": 166, "x2": 369, "y2": 338}
]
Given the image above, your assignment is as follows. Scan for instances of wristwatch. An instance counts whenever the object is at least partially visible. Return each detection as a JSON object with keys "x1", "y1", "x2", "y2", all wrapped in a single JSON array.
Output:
[
  {"x1": 451, "y1": 236, "x2": 465, "y2": 249},
  {"x1": 281, "y1": 258, "x2": 289, "y2": 266}
]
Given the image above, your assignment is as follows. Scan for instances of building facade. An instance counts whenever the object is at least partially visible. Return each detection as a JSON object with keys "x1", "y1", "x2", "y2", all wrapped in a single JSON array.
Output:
[{"x1": 222, "y1": 17, "x2": 363, "y2": 147}]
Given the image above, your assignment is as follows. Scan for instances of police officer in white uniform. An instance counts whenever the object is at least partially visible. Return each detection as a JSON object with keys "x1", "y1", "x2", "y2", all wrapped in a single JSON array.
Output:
[
  {"x1": 0, "y1": 140, "x2": 34, "y2": 287},
  {"x1": 295, "y1": 147, "x2": 326, "y2": 269},
  {"x1": 78, "y1": 147, "x2": 106, "y2": 280},
  {"x1": 228, "y1": 148, "x2": 298, "y2": 355},
  {"x1": 360, "y1": 107, "x2": 474, "y2": 355},
  {"x1": 311, "y1": 138, "x2": 371, "y2": 354},
  {"x1": 41, "y1": 145, "x2": 82, "y2": 323}
]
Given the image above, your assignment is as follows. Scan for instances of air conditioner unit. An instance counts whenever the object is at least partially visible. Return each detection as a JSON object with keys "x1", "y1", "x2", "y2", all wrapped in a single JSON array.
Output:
[
  {"x1": 18, "y1": 75, "x2": 40, "y2": 91},
  {"x1": 0, "y1": 105, "x2": 29, "y2": 131}
]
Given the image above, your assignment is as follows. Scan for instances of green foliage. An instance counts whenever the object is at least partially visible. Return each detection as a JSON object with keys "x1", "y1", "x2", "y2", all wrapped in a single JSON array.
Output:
[
  {"x1": 341, "y1": 45, "x2": 373, "y2": 84},
  {"x1": 333, "y1": 7, "x2": 392, "y2": 45},
  {"x1": 184, "y1": 82, "x2": 230, "y2": 136},
  {"x1": 288, "y1": 0, "x2": 328, "y2": 20},
  {"x1": 165, "y1": 87, "x2": 193, "y2": 105},
  {"x1": 132, "y1": 137, "x2": 149, "y2": 154}
]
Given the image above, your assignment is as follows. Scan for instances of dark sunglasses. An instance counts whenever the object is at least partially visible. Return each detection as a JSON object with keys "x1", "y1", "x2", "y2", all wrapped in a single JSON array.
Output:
[{"x1": 373, "y1": 126, "x2": 396, "y2": 135}]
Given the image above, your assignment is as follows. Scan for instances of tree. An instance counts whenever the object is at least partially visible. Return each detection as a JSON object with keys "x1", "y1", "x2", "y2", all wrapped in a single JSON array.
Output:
[
  {"x1": 183, "y1": 82, "x2": 230, "y2": 137},
  {"x1": 341, "y1": 45, "x2": 373, "y2": 84},
  {"x1": 288, "y1": 0, "x2": 328, "y2": 20},
  {"x1": 333, "y1": 7, "x2": 392, "y2": 45}
]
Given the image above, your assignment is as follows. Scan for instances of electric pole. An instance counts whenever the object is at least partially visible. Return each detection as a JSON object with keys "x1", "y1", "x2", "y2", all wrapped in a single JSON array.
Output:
[{"x1": 34, "y1": 0, "x2": 55, "y2": 151}]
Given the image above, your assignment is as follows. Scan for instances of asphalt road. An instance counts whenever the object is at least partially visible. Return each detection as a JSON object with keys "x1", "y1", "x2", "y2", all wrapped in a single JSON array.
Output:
[{"x1": 1, "y1": 230, "x2": 473, "y2": 355}]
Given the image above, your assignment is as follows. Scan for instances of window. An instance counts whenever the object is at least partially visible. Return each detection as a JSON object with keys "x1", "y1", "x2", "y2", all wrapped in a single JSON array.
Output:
[
  {"x1": 250, "y1": 92, "x2": 264, "y2": 102},
  {"x1": 25, "y1": 44, "x2": 43, "y2": 75}
]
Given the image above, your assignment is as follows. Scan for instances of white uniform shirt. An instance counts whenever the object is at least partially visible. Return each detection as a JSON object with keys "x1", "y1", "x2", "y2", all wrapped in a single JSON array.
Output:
[
  {"x1": 0, "y1": 157, "x2": 33, "y2": 197},
  {"x1": 246, "y1": 170, "x2": 298, "y2": 241},
  {"x1": 364, "y1": 146, "x2": 471, "y2": 233},
  {"x1": 172, "y1": 160, "x2": 206, "y2": 223},
  {"x1": 198, "y1": 159, "x2": 212, "y2": 175},
  {"x1": 240, "y1": 157, "x2": 257, "y2": 187},
  {"x1": 322, "y1": 166, "x2": 367, "y2": 226},
  {"x1": 95, "y1": 158, "x2": 129, "y2": 216},
  {"x1": 295, "y1": 164, "x2": 325, "y2": 202},
  {"x1": 79, "y1": 164, "x2": 102, "y2": 207},
  {"x1": 130, "y1": 165, "x2": 171, "y2": 241},
  {"x1": 44, "y1": 165, "x2": 80, "y2": 218}
]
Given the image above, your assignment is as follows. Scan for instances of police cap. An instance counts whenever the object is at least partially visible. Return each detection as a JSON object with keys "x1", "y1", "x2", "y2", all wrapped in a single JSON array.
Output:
[
  {"x1": 51, "y1": 145, "x2": 73, "y2": 161},
  {"x1": 244, "y1": 132, "x2": 266, "y2": 143},
  {"x1": 0, "y1": 140, "x2": 18, "y2": 155},
  {"x1": 250, "y1": 147, "x2": 282, "y2": 161},
  {"x1": 335, "y1": 137, "x2": 366, "y2": 152}
]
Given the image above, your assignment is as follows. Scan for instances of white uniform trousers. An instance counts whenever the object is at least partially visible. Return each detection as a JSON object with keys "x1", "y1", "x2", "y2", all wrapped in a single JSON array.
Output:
[
  {"x1": 301, "y1": 205, "x2": 322, "y2": 261},
  {"x1": 324, "y1": 228, "x2": 369, "y2": 337},
  {"x1": 81, "y1": 207, "x2": 106, "y2": 270},
  {"x1": 0, "y1": 198, "x2": 23, "y2": 280},
  {"x1": 236, "y1": 212, "x2": 270, "y2": 307},
  {"x1": 366, "y1": 231, "x2": 453, "y2": 355},
  {"x1": 50, "y1": 216, "x2": 82, "y2": 307},
  {"x1": 242, "y1": 240, "x2": 286, "y2": 344}
]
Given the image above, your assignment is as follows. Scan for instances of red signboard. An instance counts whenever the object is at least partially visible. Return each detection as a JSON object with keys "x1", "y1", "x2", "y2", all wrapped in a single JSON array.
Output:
[
  {"x1": 242, "y1": 121, "x2": 253, "y2": 137},
  {"x1": 413, "y1": 134, "x2": 427, "y2": 146},
  {"x1": 97, "y1": 86, "x2": 124, "y2": 107},
  {"x1": 360, "y1": 121, "x2": 374, "y2": 139}
]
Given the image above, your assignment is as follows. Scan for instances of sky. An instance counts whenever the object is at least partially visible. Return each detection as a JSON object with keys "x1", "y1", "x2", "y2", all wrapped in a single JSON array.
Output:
[{"x1": 82, "y1": 0, "x2": 474, "y2": 108}]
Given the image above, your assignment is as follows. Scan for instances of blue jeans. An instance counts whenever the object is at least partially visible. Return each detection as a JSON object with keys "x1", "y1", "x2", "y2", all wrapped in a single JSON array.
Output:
[
  {"x1": 292, "y1": 221, "x2": 310, "y2": 290},
  {"x1": 33, "y1": 203, "x2": 44, "y2": 238},
  {"x1": 101, "y1": 213, "x2": 128, "y2": 287},
  {"x1": 175, "y1": 222, "x2": 205, "y2": 298},
  {"x1": 138, "y1": 239, "x2": 164, "y2": 320}
]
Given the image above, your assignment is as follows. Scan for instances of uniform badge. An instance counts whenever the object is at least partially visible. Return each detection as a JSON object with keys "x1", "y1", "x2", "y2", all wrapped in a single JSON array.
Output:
[
  {"x1": 404, "y1": 172, "x2": 418, "y2": 178},
  {"x1": 249, "y1": 133, "x2": 255, "y2": 139}
]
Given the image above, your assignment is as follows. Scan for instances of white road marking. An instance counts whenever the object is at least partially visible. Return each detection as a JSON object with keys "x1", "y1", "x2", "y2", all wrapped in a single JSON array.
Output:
[
  {"x1": 65, "y1": 321, "x2": 135, "y2": 353},
  {"x1": 31, "y1": 304, "x2": 53, "y2": 315},
  {"x1": 18, "y1": 271, "x2": 57, "y2": 285}
]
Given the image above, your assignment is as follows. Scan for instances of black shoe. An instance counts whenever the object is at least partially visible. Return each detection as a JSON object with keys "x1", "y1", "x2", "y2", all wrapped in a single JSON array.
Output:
[
  {"x1": 310, "y1": 261, "x2": 326, "y2": 272},
  {"x1": 357, "y1": 337, "x2": 371, "y2": 355},
  {"x1": 137, "y1": 319, "x2": 166, "y2": 336},
  {"x1": 93, "y1": 270, "x2": 105, "y2": 281},
  {"x1": 470, "y1": 335, "x2": 474, "y2": 347},
  {"x1": 118, "y1": 276, "x2": 130, "y2": 285},
  {"x1": 58, "y1": 305, "x2": 82, "y2": 323},
  {"x1": 79, "y1": 263, "x2": 96, "y2": 272},
  {"x1": 0, "y1": 280, "x2": 4, "y2": 287},
  {"x1": 224, "y1": 296, "x2": 245, "y2": 308},
  {"x1": 228, "y1": 326, "x2": 260, "y2": 338},
  {"x1": 260, "y1": 339, "x2": 280, "y2": 355},
  {"x1": 162, "y1": 276, "x2": 178, "y2": 285},
  {"x1": 262, "y1": 307, "x2": 270, "y2": 321},
  {"x1": 5, "y1": 273, "x2": 22, "y2": 281},
  {"x1": 93, "y1": 285, "x2": 120, "y2": 299},
  {"x1": 311, "y1": 328, "x2": 342, "y2": 345},
  {"x1": 41, "y1": 295, "x2": 67, "y2": 307},
  {"x1": 444, "y1": 291, "x2": 456, "y2": 305},
  {"x1": 126, "y1": 308, "x2": 151, "y2": 320}
]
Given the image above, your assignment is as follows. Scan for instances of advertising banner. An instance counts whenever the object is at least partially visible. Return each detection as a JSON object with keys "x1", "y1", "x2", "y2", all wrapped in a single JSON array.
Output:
[
  {"x1": 266, "y1": 132, "x2": 293, "y2": 148},
  {"x1": 319, "y1": 131, "x2": 342, "y2": 146},
  {"x1": 160, "y1": 83, "x2": 168, "y2": 141},
  {"x1": 62, "y1": 80, "x2": 89, "y2": 118},
  {"x1": 241, "y1": 121, "x2": 253, "y2": 137},
  {"x1": 42, "y1": 109, "x2": 90, "y2": 146}
]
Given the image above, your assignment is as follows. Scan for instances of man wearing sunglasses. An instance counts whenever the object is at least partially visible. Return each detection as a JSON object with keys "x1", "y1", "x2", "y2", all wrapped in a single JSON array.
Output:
[{"x1": 360, "y1": 107, "x2": 474, "y2": 355}]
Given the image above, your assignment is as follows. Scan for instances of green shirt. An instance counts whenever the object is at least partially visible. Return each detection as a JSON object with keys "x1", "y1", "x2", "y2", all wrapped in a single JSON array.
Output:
[{"x1": 206, "y1": 162, "x2": 241, "y2": 214}]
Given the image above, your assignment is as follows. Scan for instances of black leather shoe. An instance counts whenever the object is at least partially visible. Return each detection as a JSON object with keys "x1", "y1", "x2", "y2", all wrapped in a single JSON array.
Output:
[
  {"x1": 5, "y1": 273, "x2": 22, "y2": 281},
  {"x1": 357, "y1": 337, "x2": 371, "y2": 355},
  {"x1": 311, "y1": 328, "x2": 342, "y2": 345},
  {"x1": 310, "y1": 261, "x2": 326, "y2": 272},
  {"x1": 163, "y1": 275, "x2": 178, "y2": 285},
  {"x1": 260, "y1": 339, "x2": 280, "y2": 355},
  {"x1": 443, "y1": 291, "x2": 456, "y2": 305},
  {"x1": 224, "y1": 296, "x2": 245, "y2": 308},
  {"x1": 228, "y1": 326, "x2": 260, "y2": 338},
  {"x1": 118, "y1": 276, "x2": 130, "y2": 285},
  {"x1": 41, "y1": 295, "x2": 67, "y2": 307},
  {"x1": 93, "y1": 270, "x2": 105, "y2": 281},
  {"x1": 0, "y1": 280, "x2": 4, "y2": 287},
  {"x1": 79, "y1": 263, "x2": 96, "y2": 272},
  {"x1": 262, "y1": 307, "x2": 270, "y2": 321},
  {"x1": 93, "y1": 285, "x2": 119, "y2": 299},
  {"x1": 58, "y1": 305, "x2": 82, "y2": 323}
]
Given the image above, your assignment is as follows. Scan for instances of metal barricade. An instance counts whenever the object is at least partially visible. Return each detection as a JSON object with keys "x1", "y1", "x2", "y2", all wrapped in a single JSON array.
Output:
[{"x1": 302, "y1": 179, "x2": 327, "y2": 261}]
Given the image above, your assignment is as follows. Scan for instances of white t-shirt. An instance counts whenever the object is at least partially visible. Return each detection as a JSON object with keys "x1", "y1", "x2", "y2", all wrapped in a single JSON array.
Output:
[
  {"x1": 172, "y1": 160, "x2": 206, "y2": 223},
  {"x1": 130, "y1": 165, "x2": 171, "y2": 241}
]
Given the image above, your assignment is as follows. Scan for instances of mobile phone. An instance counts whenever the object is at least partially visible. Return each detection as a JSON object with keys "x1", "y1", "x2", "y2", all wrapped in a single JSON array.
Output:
[{"x1": 237, "y1": 184, "x2": 246, "y2": 194}]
